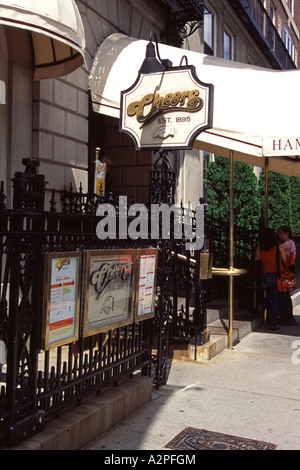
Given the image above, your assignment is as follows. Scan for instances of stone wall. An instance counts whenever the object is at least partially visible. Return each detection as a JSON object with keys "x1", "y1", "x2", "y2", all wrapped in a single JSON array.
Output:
[
  {"x1": 5, "y1": 0, "x2": 296, "y2": 208},
  {"x1": 32, "y1": 0, "x2": 167, "y2": 202}
]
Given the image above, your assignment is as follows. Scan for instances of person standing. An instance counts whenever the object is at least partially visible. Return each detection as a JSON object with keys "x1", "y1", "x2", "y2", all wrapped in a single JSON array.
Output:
[
  {"x1": 256, "y1": 228, "x2": 286, "y2": 330},
  {"x1": 278, "y1": 226, "x2": 297, "y2": 325}
]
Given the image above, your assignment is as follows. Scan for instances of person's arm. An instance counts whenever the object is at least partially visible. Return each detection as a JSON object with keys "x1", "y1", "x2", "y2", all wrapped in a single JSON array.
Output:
[
  {"x1": 290, "y1": 241, "x2": 296, "y2": 265},
  {"x1": 255, "y1": 245, "x2": 261, "y2": 260},
  {"x1": 279, "y1": 244, "x2": 287, "y2": 265}
]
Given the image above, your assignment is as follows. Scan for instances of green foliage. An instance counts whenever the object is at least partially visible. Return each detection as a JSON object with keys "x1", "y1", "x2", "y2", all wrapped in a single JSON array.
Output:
[
  {"x1": 205, "y1": 156, "x2": 300, "y2": 236},
  {"x1": 289, "y1": 176, "x2": 300, "y2": 234},
  {"x1": 258, "y1": 171, "x2": 300, "y2": 234},
  {"x1": 205, "y1": 156, "x2": 260, "y2": 231},
  {"x1": 205, "y1": 156, "x2": 230, "y2": 221},
  {"x1": 233, "y1": 160, "x2": 260, "y2": 231}
]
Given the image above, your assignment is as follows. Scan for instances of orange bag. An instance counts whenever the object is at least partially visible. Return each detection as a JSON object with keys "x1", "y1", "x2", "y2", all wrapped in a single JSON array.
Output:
[
  {"x1": 276, "y1": 246, "x2": 296, "y2": 292},
  {"x1": 277, "y1": 269, "x2": 296, "y2": 292}
]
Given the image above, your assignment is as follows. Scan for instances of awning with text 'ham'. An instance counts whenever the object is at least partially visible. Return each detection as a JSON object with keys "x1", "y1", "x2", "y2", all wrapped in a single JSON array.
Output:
[
  {"x1": 89, "y1": 33, "x2": 300, "y2": 177},
  {"x1": 0, "y1": 0, "x2": 85, "y2": 79}
]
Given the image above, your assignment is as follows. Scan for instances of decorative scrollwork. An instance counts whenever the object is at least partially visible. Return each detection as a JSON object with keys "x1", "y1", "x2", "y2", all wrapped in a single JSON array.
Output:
[{"x1": 161, "y1": 0, "x2": 204, "y2": 46}]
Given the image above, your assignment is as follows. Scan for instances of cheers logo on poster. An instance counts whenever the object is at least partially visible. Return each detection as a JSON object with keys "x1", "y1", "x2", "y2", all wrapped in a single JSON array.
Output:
[{"x1": 83, "y1": 250, "x2": 136, "y2": 336}]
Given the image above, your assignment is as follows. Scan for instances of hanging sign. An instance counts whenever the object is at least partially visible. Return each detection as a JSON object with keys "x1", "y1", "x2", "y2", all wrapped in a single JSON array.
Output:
[
  {"x1": 120, "y1": 66, "x2": 213, "y2": 150},
  {"x1": 263, "y1": 136, "x2": 300, "y2": 156},
  {"x1": 94, "y1": 160, "x2": 106, "y2": 195}
]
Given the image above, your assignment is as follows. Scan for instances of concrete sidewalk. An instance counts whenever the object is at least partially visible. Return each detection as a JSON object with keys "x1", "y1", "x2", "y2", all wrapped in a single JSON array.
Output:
[
  {"x1": 85, "y1": 303, "x2": 300, "y2": 451},
  {"x1": 4, "y1": 299, "x2": 299, "y2": 451}
]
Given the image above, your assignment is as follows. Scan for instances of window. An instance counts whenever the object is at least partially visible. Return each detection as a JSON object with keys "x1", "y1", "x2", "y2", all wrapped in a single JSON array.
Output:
[
  {"x1": 223, "y1": 30, "x2": 233, "y2": 60},
  {"x1": 269, "y1": 2, "x2": 276, "y2": 23},
  {"x1": 204, "y1": 7, "x2": 214, "y2": 55},
  {"x1": 284, "y1": 26, "x2": 294, "y2": 59},
  {"x1": 286, "y1": 0, "x2": 294, "y2": 16}
]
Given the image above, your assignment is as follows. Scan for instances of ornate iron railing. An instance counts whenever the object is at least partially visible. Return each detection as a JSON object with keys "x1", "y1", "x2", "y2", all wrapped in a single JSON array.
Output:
[
  {"x1": 0, "y1": 173, "x2": 153, "y2": 445},
  {"x1": 0, "y1": 154, "x2": 207, "y2": 446},
  {"x1": 160, "y1": 0, "x2": 204, "y2": 46}
]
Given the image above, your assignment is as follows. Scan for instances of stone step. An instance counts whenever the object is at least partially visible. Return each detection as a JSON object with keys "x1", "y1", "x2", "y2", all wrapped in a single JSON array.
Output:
[
  {"x1": 191, "y1": 312, "x2": 262, "y2": 361},
  {"x1": 169, "y1": 300, "x2": 262, "y2": 362},
  {"x1": 3, "y1": 375, "x2": 153, "y2": 450},
  {"x1": 175, "y1": 297, "x2": 241, "y2": 322}
]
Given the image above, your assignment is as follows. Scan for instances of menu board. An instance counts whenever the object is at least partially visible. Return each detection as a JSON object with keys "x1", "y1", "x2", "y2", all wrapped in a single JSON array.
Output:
[
  {"x1": 43, "y1": 248, "x2": 158, "y2": 347},
  {"x1": 43, "y1": 252, "x2": 81, "y2": 350},
  {"x1": 136, "y1": 249, "x2": 158, "y2": 321},
  {"x1": 83, "y1": 250, "x2": 135, "y2": 336}
]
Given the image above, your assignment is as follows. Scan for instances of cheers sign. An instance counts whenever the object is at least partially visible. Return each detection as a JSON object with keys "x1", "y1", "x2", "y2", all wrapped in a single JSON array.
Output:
[
  {"x1": 127, "y1": 89, "x2": 204, "y2": 128},
  {"x1": 121, "y1": 66, "x2": 213, "y2": 150},
  {"x1": 90, "y1": 262, "x2": 133, "y2": 297}
]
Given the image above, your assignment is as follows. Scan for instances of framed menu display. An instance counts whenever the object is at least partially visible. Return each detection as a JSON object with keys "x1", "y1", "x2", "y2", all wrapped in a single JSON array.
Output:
[
  {"x1": 135, "y1": 249, "x2": 158, "y2": 321},
  {"x1": 83, "y1": 250, "x2": 135, "y2": 336},
  {"x1": 42, "y1": 251, "x2": 82, "y2": 350}
]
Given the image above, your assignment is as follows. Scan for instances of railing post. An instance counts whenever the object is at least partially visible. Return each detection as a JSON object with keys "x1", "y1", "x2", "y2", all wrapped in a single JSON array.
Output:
[
  {"x1": 150, "y1": 150, "x2": 175, "y2": 388},
  {"x1": 5, "y1": 173, "x2": 23, "y2": 423},
  {"x1": 2, "y1": 159, "x2": 47, "y2": 444}
]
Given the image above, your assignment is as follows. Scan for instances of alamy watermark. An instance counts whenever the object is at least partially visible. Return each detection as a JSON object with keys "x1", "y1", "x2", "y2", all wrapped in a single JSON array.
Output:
[
  {"x1": 96, "y1": 196, "x2": 204, "y2": 251},
  {"x1": 292, "y1": 340, "x2": 300, "y2": 365},
  {"x1": 0, "y1": 80, "x2": 6, "y2": 104}
]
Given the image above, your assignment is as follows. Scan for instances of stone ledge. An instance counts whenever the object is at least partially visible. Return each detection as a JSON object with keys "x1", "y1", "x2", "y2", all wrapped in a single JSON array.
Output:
[{"x1": 8, "y1": 375, "x2": 153, "y2": 451}]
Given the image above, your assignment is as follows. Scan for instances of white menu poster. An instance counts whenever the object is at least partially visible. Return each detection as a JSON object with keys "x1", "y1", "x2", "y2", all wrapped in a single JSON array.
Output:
[
  {"x1": 137, "y1": 253, "x2": 156, "y2": 318},
  {"x1": 48, "y1": 255, "x2": 79, "y2": 346}
]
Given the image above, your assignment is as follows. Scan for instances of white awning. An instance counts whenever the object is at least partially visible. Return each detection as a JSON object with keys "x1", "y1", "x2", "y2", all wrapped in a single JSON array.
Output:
[
  {"x1": 89, "y1": 34, "x2": 299, "y2": 177},
  {"x1": 0, "y1": 0, "x2": 85, "y2": 79}
]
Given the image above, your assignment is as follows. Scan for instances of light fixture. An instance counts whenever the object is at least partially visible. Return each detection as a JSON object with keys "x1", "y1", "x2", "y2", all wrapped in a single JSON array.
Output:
[{"x1": 139, "y1": 32, "x2": 166, "y2": 74}]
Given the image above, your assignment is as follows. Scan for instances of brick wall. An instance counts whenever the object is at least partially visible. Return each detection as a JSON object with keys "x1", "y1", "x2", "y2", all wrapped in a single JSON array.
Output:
[{"x1": 97, "y1": 116, "x2": 153, "y2": 203}]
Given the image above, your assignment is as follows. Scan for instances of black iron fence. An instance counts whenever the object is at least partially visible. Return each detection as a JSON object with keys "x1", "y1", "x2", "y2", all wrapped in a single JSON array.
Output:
[
  {"x1": 0, "y1": 154, "x2": 207, "y2": 446},
  {"x1": 1, "y1": 155, "x2": 296, "y2": 446}
]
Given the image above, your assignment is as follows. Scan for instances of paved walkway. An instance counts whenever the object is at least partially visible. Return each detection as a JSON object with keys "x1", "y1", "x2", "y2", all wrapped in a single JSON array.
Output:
[{"x1": 85, "y1": 303, "x2": 300, "y2": 451}]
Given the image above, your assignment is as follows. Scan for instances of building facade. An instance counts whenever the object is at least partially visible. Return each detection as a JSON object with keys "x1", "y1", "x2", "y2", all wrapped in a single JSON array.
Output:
[
  {"x1": 0, "y1": 0, "x2": 299, "y2": 445},
  {"x1": 0, "y1": 0, "x2": 299, "y2": 208}
]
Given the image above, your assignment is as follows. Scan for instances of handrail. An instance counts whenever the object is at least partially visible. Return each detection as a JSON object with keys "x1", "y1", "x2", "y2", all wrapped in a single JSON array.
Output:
[
  {"x1": 212, "y1": 267, "x2": 247, "y2": 276},
  {"x1": 171, "y1": 251, "x2": 247, "y2": 276}
]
